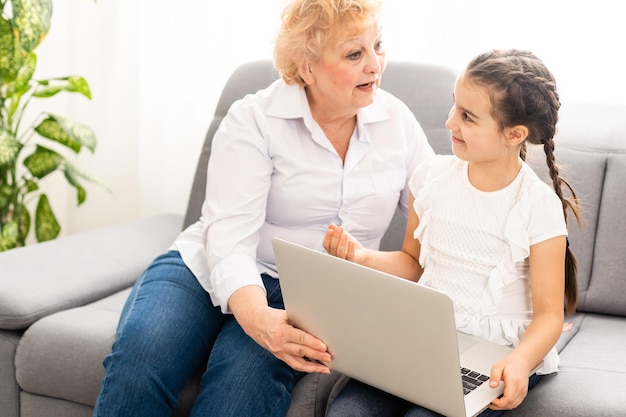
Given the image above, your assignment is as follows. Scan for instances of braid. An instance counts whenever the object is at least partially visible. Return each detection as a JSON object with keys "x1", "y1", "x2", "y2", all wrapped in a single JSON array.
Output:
[
  {"x1": 543, "y1": 136, "x2": 581, "y2": 314},
  {"x1": 467, "y1": 49, "x2": 582, "y2": 314}
]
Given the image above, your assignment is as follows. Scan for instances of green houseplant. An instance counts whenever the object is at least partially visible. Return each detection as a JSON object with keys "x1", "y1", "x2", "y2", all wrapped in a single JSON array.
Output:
[{"x1": 0, "y1": 0, "x2": 102, "y2": 251}]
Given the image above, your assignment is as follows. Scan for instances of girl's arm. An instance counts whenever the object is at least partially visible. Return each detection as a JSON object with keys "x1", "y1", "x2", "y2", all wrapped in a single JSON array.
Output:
[
  {"x1": 323, "y1": 194, "x2": 424, "y2": 282},
  {"x1": 489, "y1": 235, "x2": 566, "y2": 410}
]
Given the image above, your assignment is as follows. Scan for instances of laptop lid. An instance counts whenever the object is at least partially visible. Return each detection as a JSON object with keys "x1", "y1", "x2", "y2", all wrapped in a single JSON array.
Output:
[{"x1": 273, "y1": 237, "x2": 475, "y2": 416}]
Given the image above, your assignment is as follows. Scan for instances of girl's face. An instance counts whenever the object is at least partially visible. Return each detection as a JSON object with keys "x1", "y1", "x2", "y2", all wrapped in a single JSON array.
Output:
[
  {"x1": 303, "y1": 23, "x2": 385, "y2": 119},
  {"x1": 445, "y1": 73, "x2": 510, "y2": 163}
]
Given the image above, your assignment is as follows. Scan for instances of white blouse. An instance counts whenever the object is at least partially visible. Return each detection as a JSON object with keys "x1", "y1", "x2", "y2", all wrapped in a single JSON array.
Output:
[
  {"x1": 410, "y1": 155, "x2": 568, "y2": 374},
  {"x1": 171, "y1": 79, "x2": 434, "y2": 313}
]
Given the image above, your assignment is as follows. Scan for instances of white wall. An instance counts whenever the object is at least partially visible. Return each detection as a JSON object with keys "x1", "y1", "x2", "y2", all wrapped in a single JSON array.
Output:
[{"x1": 33, "y1": 0, "x2": 625, "y2": 239}]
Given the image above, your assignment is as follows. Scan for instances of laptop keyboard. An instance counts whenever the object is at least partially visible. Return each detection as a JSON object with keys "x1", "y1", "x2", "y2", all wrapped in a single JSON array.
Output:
[{"x1": 460, "y1": 367, "x2": 490, "y2": 395}]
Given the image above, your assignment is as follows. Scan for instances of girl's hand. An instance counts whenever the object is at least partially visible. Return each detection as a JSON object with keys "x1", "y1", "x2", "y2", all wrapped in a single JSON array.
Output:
[
  {"x1": 488, "y1": 356, "x2": 531, "y2": 410},
  {"x1": 322, "y1": 223, "x2": 368, "y2": 263}
]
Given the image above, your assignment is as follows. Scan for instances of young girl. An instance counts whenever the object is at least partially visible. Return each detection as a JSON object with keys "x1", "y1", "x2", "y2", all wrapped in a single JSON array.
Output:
[{"x1": 323, "y1": 49, "x2": 580, "y2": 416}]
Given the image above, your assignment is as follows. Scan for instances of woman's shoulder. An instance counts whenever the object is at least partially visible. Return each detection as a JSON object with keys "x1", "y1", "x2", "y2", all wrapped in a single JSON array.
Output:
[
  {"x1": 231, "y1": 78, "x2": 290, "y2": 108},
  {"x1": 227, "y1": 79, "x2": 308, "y2": 119}
]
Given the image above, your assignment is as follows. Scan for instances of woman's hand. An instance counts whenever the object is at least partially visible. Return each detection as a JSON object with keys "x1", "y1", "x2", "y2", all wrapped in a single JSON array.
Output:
[
  {"x1": 487, "y1": 356, "x2": 531, "y2": 410},
  {"x1": 229, "y1": 285, "x2": 331, "y2": 374},
  {"x1": 323, "y1": 223, "x2": 368, "y2": 264}
]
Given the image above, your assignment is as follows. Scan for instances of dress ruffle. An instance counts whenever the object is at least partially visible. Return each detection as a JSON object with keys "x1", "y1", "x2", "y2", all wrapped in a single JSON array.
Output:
[
  {"x1": 456, "y1": 314, "x2": 529, "y2": 346},
  {"x1": 412, "y1": 156, "x2": 453, "y2": 277},
  {"x1": 484, "y1": 175, "x2": 533, "y2": 314}
]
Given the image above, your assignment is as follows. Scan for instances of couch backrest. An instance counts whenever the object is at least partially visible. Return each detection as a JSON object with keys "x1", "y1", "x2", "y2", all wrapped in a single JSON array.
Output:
[
  {"x1": 184, "y1": 60, "x2": 626, "y2": 317},
  {"x1": 526, "y1": 103, "x2": 626, "y2": 316}
]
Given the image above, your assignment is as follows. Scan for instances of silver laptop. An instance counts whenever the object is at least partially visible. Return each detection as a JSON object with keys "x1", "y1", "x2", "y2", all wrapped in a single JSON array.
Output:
[{"x1": 272, "y1": 237, "x2": 529, "y2": 417}]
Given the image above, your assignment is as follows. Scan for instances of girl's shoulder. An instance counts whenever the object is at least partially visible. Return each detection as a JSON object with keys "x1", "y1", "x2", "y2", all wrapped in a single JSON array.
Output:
[
  {"x1": 413, "y1": 154, "x2": 460, "y2": 180},
  {"x1": 409, "y1": 155, "x2": 461, "y2": 195},
  {"x1": 518, "y1": 161, "x2": 563, "y2": 202},
  {"x1": 512, "y1": 162, "x2": 568, "y2": 246}
]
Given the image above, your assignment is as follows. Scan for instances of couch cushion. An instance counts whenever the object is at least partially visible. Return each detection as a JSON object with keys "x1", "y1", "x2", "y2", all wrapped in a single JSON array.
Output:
[
  {"x1": 0, "y1": 330, "x2": 21, "y2": 417},
  {"x1": 509, "y1": 313, "x2": 626, "y2": 416},
  {"x1": 559, "y1": 314, "x2": 626, "y2": 373},
  {"x1": 286, "y1": 371, "x2": 347, "y2": 417},
  {"x1": 0, "y1": 214, "x2": 182, "y2": 330},
  {"x1": 15, "y1": 289, "x2": 130, "y2": 406},
  {"x1": 19, "y1": 392, "x2": 93, "y2": 417}
]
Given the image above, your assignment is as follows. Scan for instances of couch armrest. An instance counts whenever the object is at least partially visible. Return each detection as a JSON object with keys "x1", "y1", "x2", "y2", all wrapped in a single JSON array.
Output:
[{"x1": 0, "y1": 214, "x2": 183, "y2": 330}]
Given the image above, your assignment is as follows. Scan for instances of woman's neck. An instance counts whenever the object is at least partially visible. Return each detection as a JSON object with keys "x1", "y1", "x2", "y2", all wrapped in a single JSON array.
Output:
[
  {"x1": 307, "y1": 91, "x2": 357, "y2": 162},
  {"x1": 316, "y1": 116, "x2": 356, "y2": 162}
]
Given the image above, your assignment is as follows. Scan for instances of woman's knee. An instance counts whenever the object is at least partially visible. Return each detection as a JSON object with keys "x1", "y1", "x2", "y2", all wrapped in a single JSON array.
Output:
[{"x1": 110, "y1": 251, "x2": 226, "y2": 378}]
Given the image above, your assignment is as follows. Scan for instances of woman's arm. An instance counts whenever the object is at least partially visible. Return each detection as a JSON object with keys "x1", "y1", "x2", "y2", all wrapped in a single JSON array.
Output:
[{"x1": 489, "y1": 235, "x2": 566, "y2": 410}]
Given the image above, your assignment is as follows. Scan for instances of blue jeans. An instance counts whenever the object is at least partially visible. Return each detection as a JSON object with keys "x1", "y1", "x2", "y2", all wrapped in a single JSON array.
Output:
[
  {"x1": 93, "y1": 250, "x2": 303, "y2": 417},
  {"x1": 327, "y1": 369, "x2": 542, "y2": 417}
]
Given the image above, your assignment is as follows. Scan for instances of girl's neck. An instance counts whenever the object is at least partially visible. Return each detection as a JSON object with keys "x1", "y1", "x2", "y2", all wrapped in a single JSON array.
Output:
[{"x1": 467, "y1": 157, "x2": 522, "y2": 192}]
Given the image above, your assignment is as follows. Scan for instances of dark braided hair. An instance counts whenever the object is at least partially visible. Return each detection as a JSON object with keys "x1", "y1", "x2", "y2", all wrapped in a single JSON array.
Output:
[{"x1": 466, "y1": 49, "x2": 581, "y2": 314}]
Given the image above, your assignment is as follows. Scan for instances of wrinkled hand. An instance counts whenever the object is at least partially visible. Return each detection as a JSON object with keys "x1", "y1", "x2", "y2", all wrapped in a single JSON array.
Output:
[
  {"x1": 488, "y1": 357, "x2": 530, "y2": 410},
  {"x1": 323, "y1": 223, "x2": 367, "y2": 263},
  {"x1": 237, "y1": 302, "x2": 332, "y2": 374}
]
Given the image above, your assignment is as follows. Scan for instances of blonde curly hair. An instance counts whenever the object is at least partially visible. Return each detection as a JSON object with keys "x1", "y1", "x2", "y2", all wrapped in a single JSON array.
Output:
[{"x1": 273, "y1": 0, "x2": 383, "y2": 86}]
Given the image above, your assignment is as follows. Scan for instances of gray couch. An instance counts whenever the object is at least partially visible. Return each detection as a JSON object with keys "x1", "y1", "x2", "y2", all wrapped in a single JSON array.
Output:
[{"x1": 1, "y1": 60, "x2": 625, "y2": 417}]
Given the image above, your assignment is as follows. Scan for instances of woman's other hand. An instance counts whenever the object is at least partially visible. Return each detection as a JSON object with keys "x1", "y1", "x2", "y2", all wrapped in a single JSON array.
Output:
[{"x1": 229, "y1": 285, "x2": 332, "y2": 374}]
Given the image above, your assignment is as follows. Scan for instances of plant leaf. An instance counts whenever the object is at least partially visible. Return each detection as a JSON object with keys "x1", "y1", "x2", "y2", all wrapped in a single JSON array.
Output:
[
  {"x1": 35, "y1": 193, "x2": 60, "y2": 242},
  {"x1": 15, "y1": 201, "x2": 31, "y2": 244},
  {"x1": 0, "y1": 221, "x2": 19, "y2": 251},
  {"x1": 0, "y1": 184, "x2": 12, "y2": 210},
  {"x1": 24, "y1": 178, "x2": 39, "y2": 193},
  {"x1": 53, "y1": 114, "x2": 97, "y2": 152},
  {"x1": 23, "y1": 145, "x2": 62, "y2": 178},
  {"x1": 12, "y1": 52, "x2": 37, "y2": 94},
  {"x1": 67, "y1": 76, "x2": 92, "y2": 99},
  {"x1": 0, "y1": 129, "x2": 22, "y2": 167},
  {"x1": 0, "y1": 16, "x2": 24, "y2": 84},
  {"x1": 34, "y1": 114, "x2": 96, "y2": 153},
  {"x1": 34, "y1": 75, "x2": 92, "y2": 99},
  {"x1": 0, "y1": 201, "x2": 30, "y2": 250},
  {"x1": 34, "y1": 117, "x2": 81, "y2": 152},
  {"x1": 63, "y1": 160, "x2": 110, "y2": 204},
  {"x1": 12, "y1": 0, "x2": 53, "y2": 53},
  {"x1": 63, "y1": 163, "x2": 87, "y2": 204}
]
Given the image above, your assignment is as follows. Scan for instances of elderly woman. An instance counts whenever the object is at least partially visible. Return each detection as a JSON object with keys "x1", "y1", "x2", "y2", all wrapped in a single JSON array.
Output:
[{"x1": 93, "y1": 0, "x2": 434, "y2": 416}]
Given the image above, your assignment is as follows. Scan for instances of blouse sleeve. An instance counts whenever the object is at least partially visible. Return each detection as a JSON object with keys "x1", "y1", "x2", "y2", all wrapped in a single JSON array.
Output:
[{"x1": 204, "y1": 97, "x2": 273, "y2": 313}]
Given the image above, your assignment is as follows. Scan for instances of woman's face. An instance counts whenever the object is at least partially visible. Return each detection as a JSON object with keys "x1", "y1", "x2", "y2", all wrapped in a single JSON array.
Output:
[{"x1": 303, "y1": 23, "x2": 385, "y2": 118}]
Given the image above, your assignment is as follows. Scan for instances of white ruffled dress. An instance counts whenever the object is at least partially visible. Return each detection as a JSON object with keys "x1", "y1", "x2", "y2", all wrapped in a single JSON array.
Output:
[{"x1": 409, "y1": 155, "x2": 567, "y2": 374}]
